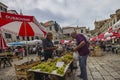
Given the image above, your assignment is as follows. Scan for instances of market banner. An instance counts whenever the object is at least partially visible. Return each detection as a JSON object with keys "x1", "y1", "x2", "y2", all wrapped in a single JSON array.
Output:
[{"x1": 1, "y1": 12, "x2": 33, "y2": 22}]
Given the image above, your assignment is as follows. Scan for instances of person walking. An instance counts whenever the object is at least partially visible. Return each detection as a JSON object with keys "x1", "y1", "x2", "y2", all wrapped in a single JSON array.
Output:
[{"x1": 71, "y1": 32, "x2": 89, "y2": 80}]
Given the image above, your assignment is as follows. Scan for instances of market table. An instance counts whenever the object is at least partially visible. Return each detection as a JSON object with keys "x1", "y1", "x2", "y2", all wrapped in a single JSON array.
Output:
[
  {"x1": 0, "y1": 53, "x2": 13, "y2": 57},
  {"x1": 29, "y1": 61, "x2": 74, "y2": 80},
  {"x1": 28, "y1": 53, "x2": 74, "y2": 80}
]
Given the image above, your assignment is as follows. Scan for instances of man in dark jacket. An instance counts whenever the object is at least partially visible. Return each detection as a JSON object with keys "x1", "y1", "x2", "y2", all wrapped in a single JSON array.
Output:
[{"x1": 42, "y1": 32, "x2": 58, "y2": 61}]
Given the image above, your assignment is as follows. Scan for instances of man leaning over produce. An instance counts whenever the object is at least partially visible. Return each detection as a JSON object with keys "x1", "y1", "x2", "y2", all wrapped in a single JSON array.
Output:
[
  {"x1": 71, "y1": 32, "x2": 89, "y2": 80},
  {"x1": 42, "y1": 32, "x2": 58, "y2": 61}
]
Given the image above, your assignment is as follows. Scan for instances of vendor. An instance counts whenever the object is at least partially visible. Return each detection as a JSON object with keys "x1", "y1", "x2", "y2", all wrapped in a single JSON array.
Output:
[{"x1": 42, "y1": 32, "x2": 58, "y2": 61}]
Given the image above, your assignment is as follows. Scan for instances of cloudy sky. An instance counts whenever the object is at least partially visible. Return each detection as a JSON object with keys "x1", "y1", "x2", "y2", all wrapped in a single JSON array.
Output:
[{"x1": 1, "y1": 0, "x2": 120, "y2": 30}]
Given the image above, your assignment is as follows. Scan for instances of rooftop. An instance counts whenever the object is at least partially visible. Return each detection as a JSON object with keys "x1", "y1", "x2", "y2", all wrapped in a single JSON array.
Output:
[
  {"x1": 0, "y1": 2, "x2": 8, "y2": 8},
  {"x1": 62, "y1": 27, "x2": 74, "y2": 29},
  {"x1": 43, "y1": 20, "x2": 55, "y2": 27}
]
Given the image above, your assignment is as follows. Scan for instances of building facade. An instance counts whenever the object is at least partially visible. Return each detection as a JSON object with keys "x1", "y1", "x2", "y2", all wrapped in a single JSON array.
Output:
[
  {"x1": 62, "y1": 27, "x2": 75, "y2": 36},
  {"x1": 62, "y1": 26, "x2": 91, "y2": 37},
  {"x1": 0, "y1": 2, "x2": 7, "y2": 12},
  {"x1": 42, "y1": 21, "x2": 63, "y2": 40},
  {"x1": 92, "y1": 9, "x2": 120, "y2": 36}
]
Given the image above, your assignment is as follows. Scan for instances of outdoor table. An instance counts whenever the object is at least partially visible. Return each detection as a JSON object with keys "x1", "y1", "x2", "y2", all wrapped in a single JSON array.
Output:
[{"x1": 28, "y1": 60, "x2": 74, "y2": 80}]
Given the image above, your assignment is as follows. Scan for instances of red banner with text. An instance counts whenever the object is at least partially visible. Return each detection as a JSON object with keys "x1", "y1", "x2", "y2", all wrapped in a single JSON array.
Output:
[{"x1": 1, "y1": 12, "x2": 33, "y2": 22}]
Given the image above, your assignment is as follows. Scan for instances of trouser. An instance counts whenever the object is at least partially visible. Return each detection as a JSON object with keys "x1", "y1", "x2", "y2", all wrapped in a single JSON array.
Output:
[
  {"x1": 79, "y1": 55, "x2": 88, "y2": 80},
  {"x1": 44, "y1": 52, "x2": 52, "y2": 61}
]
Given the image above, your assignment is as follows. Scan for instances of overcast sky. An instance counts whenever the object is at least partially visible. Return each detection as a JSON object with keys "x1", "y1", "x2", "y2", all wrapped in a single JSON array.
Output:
[{"x1": 1, "y1": 0, "x2": 120, "y2": 30}]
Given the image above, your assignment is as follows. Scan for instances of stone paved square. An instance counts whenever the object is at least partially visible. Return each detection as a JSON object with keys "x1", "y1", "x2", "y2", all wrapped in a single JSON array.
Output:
[{"x1": 0, "y1": 53, "x2": 120, "y2": 80}]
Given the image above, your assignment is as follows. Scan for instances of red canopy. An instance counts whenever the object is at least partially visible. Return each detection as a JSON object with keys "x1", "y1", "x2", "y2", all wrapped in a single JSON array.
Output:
[
  {"x1": 98, "y1": 33, "x2": 105, "y2": 39},
  {"x1": 111, "y1": 32, "x2": 120, "y2": 38},
  {"x1": 90, "y1": 36, "x2": 98, "y2": 41},
  {"x1": 108, "y1": 27, "x2": 113, "y2": 33},
  {"x1": 0, "y1": 12, "x2": 46, "y2": 37}
]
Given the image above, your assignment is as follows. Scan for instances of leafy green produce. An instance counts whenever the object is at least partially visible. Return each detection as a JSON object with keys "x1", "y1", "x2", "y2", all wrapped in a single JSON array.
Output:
[
  {"x1": 31, "y1": 52, "x2": 73, "y2": 74},
  {"x1": 56, "y1": 65, "x2": 66, "y2": 75}
]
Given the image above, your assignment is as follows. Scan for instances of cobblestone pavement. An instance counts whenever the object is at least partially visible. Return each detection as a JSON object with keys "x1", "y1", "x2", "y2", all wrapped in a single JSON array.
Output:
[
  {"x1": 0, "y1": 55, "x2": 38, "y2": 80},
  {"x1": 0, "y1": 53, "x2": 120, "y2": 80}
]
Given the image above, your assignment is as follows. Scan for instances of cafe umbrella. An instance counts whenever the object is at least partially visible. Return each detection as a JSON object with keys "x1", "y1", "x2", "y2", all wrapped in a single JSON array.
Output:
[
  {"x1": 0, "y1": 33, "x2": 8, "y2": 52},
  {"x1": 0, "y1": 12, "x2": 46, "y2": 60},
  {"x1": 0, "y1": 12, "x2": 46, "y2": 37}
]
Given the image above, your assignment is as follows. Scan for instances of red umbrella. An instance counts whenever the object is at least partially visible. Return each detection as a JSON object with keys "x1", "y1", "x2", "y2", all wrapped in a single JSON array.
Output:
[
  {"x1": 0, "y1": 12, "x2": 46, "y2": 59},
  {"x1": 0, "y1": 12, "x2": 46, "y2": 37},
  {"x1": 0, "y1": 34, "x2": 8, "y2": 50},
  {"x1": 90, "y1": 36, "x2": 98, "y2": 41},
  {"x1": 60, "y1": 40, "x2": 72, "y2": 44},
  {"x1": 111, "y1": 32, "x2": 120, "y2": 38},
  {"x1": 104, "y1": 32, "x2": 113, "y2": 38},
  {"x1": 97, "y1": 33, "x2": 107, "y2": 41},
  {"x1": 108, "y1": 27, "x2": 113, "y2": 33},
  {"x1": 60, "y1": 40, "x2": 64, "y2": 44},
  {"x1": 98, "y1": 33, "x2": 105, "y2": 39}
]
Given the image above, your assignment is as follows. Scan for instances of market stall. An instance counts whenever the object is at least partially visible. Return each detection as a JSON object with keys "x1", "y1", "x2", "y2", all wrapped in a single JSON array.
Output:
[{"x1": 28, "y1": 52, "x2": 74, "y2": 80}]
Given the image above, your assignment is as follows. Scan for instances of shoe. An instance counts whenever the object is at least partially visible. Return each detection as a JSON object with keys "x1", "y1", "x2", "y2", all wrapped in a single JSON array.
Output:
[{"x1": 77, "y1": 75, "x2": 83, "y2": 78}]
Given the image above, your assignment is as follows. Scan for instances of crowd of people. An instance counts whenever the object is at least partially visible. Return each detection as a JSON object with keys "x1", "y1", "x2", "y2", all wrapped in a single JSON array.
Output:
[
  {"x1": 90, "y1": 40, "x2": 120, "y2": 54},
  {"x1": 2, "y1": 33, "x2": 73, "y2": 61}
]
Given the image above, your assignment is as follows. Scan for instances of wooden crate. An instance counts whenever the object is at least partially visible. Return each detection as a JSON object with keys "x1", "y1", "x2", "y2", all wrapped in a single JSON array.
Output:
[
  {"x1": 94, "y1": 48, "x2": 103, "y2": 57},
  {"x1": 14, "y1": 61, "x2": 40, "y2": 80}
]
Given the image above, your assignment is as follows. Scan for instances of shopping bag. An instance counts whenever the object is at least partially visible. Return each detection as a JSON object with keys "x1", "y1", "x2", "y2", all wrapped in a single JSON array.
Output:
[{"x1": 73, "y1": 52, "x2": 79, "y2": 61}]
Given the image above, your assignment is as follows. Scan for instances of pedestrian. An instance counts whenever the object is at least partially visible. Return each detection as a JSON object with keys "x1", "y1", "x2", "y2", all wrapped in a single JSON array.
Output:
[
  {"x1": 36, "y1": 42, "x2": 42, "y2": 60},
  {"x1": 42, "y1": 32, "x2": 58, "y2": 61},
  {"x1": 18, "y1": 47, "x2": 23, "y2": 59},
  {"x1": 32, "y1": 46, "x2": 36, "y2": 54},
  {"x1": 14, "y1": 47, "x2": 18, "y2": 56},
  {"x1": 71, "y1": 32, "x2": 89, "y2": 80},
  {"x1": 22, "y1": 47, "x2": 25, "y2": 57}
]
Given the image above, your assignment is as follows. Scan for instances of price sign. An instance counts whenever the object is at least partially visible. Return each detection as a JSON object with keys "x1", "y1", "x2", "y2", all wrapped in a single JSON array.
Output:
[{"x1": 56, "y1": 62, "x2": 64, "y2": 68}]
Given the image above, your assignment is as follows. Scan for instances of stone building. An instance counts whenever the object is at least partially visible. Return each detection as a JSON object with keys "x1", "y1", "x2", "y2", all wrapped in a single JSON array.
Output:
[
  {"x1": 0, "y1": 2, "x2": 7, "y2": 12},
  {"x1": 75, "y1": 26, "x2": 90, "y2": 35},
  {"x1": 62, "y1": 26, "x2": 91, "y2": 37},
  {"x1": 62, "y1": 27, "x2": 75, "y2": 36},
  {"x1": 92, "y1": 9, "x2": 120, "y2": 36},
  {"x1": 42, "y1": 20, "x2": 63, "y2": 40}
]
